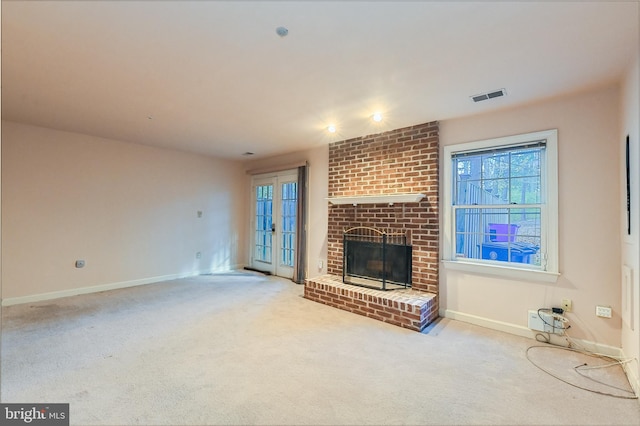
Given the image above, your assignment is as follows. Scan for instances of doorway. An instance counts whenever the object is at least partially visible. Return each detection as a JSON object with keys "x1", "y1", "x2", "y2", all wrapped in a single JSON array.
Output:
[{"x1": 250, "y1": 170, "x2": 298, "y2": 278}]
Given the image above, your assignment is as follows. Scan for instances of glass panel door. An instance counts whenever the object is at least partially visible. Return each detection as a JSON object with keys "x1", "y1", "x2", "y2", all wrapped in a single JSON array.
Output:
[
  {"x1": 277, "y1": 178, "x2": 297, "y2": 278},
  {"x1": 254, "y1": 183, "x2": 273, "y2": 265},
  {"x1": 251, "y1": 172, "x2": 298, "y2": 278}
]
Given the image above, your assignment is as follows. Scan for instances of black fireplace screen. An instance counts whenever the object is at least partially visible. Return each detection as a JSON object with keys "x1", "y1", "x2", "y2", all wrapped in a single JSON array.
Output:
[{"x1": 343, "y1": 227, "x2": 412, "y2": 291}]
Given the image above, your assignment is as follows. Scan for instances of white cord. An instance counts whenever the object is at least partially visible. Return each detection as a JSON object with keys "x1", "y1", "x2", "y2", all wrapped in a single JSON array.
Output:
[
  {"x1": 526, "y1": 345, "x2": 638, "y2": 399},
  {"x1": 576, "y1": 359, "x2": 634, "y2": 370}
]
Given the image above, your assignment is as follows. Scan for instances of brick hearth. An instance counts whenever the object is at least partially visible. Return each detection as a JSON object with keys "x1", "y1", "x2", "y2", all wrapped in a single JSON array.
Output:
[{"x1": 305, "y1": 275, "x2": 438, "y2": 331}]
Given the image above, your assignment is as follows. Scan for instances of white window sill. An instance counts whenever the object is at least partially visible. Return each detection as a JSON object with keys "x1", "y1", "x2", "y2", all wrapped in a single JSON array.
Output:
[{"x1": 441, "y1": 260, "x2": 560, "y2": 283}]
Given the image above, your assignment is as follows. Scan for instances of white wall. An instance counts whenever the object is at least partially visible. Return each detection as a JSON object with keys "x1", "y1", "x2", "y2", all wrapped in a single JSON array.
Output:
[
  {"x1": 439, "y1": 85, "x2": 622, "y2": 349},
  {"x1": 620, "y1": 52, "x2": 640, "y2": 393},
  {"x1": 1, "y1": 121, "x2": 247, "y2": 303},
  {"x1": 244, "y1": 145, "x2": 329, "y2": 279}
]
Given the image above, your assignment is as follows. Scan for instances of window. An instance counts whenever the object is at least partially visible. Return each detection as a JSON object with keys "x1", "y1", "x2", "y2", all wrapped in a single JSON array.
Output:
[{"x1": 442, "y1": 130, "x2": 558, "y2": 281}]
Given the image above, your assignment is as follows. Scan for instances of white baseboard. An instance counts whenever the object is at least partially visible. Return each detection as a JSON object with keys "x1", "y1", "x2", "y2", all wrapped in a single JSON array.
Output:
[
  {"x1": 620, "y1": 348, "x2": 640, "y2": 398},
  {"x1": 626, "y1": 365, "x2": 640, "y2": 398},
  {"x1": 1, "y1": 268, "x2": 235, "y2": 306},
  {"x1": 440, "y1": 309, "x2": 623, "y2": 358}
]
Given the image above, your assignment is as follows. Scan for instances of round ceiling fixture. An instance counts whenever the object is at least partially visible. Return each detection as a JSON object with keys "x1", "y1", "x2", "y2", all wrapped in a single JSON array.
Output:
[
  {"x1": 327, "y1": 125, "x2": 336, "y2": 133},
  {"x1": 372, "y1": 112, "x2": 383, "y2": 122},
  {"x1": 276, "y1": 26, "x2": 289, "y2": 37}
]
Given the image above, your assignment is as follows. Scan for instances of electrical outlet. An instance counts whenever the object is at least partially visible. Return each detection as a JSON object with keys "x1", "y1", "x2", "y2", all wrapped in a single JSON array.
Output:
[
  {"x1": 596, "y1": 305, "x2": 612, "y2": 318},
  {"x1": 562, "y1": 299, "x2": 572, "y2": 313},
  {"x1": 196, "y1": 252, "x2": 202, "y2": 259},
  {"x1": 318, "y1": 260, "x2": 323, "y2": 270}
]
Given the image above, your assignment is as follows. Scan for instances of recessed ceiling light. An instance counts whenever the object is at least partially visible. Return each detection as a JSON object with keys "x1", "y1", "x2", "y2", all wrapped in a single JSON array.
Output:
[
  {"x1": 372, "y1": 112, "x2": 383, "y2": 122},
  {"x1": 327, "y1": 125, "x2": 337, "y2": 133},
  {"x1": 276, "y1": 26, "x2": 288, "y2": 37}
]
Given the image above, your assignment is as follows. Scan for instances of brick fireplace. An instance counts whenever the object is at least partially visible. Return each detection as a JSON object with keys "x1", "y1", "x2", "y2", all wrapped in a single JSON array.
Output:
[{"x1": 304, "y1": 121, "x2": 439, "y2": 331}]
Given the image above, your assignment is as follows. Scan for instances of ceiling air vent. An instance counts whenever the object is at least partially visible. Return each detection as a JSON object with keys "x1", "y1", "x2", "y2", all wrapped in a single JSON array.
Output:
[{"x1": 471, "y1": 88, "x2": 507, "y2": 103}]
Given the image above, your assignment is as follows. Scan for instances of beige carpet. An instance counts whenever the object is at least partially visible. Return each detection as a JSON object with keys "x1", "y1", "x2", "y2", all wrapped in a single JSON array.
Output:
[{"x1": 1, "y1": 272, "x2": 639, "y2": 425}]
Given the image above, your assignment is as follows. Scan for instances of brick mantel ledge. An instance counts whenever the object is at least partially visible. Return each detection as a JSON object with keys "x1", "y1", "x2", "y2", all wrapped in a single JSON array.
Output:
[{"x1": 304, "y1": 275, "x2": 438, "y2": 331}]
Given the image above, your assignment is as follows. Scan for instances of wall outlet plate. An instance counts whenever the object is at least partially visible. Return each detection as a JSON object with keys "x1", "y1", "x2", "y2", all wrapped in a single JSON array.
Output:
[
  {"x1": 596, "y1": 305, "x2": 612, "y2": 318},
  {"x1": 562, "y1": 299, "x2": 572, "y2": 312}
]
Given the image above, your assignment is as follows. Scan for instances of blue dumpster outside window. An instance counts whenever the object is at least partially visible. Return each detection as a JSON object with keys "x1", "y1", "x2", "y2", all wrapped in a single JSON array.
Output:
[
  {"x1": 480, "y1": 242, "x2": 538, "y2": 263},
  {"x1": 480, "y1": 223, "x2": 539, "y2": 264}
]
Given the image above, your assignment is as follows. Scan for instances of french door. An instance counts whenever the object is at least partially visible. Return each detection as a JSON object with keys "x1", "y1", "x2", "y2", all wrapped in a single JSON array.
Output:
[{"x1": 251, "y1": 171, "x2": 298, "y2": 278}]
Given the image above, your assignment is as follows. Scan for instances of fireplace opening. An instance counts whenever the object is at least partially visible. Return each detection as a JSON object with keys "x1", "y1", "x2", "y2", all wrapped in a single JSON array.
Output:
[{"x1": 343, "y1": 227, "x2": 412, "y2": 291}]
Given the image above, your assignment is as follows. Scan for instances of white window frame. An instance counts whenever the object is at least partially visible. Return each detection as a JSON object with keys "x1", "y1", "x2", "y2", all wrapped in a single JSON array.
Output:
[{"x1": 442, "y1": 129, "x2": 559, "y2": 283}]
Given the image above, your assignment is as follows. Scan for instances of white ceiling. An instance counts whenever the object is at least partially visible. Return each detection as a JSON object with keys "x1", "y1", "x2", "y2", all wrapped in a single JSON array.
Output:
[{"x1": 2, "y1": 1, "x2": 638, "y2": 160}]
